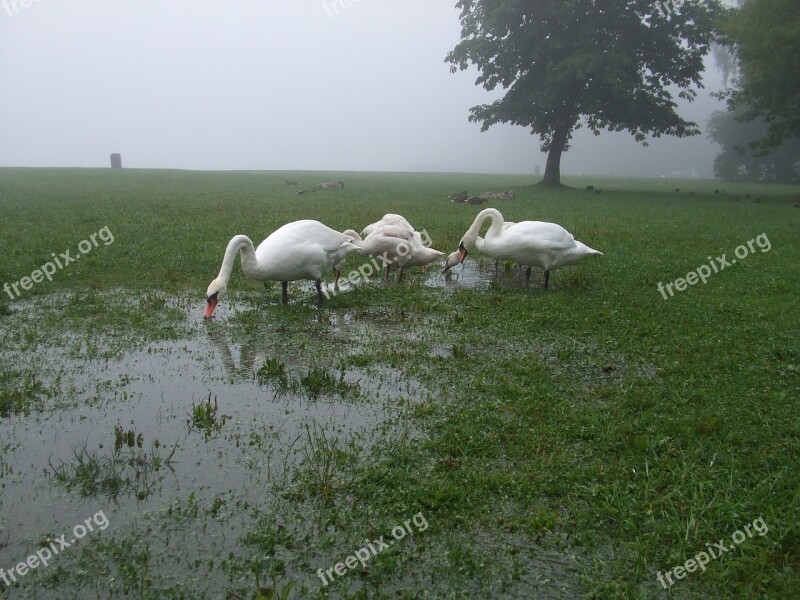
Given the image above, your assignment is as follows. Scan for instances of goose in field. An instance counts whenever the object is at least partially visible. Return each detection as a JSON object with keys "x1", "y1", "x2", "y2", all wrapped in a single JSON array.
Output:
[
  {"x1": 204, "y1": 220, "x2": 359, "y2": 318},
  {"x1": 479, "y1": 190, "x2": 516, "y2": 200},
  {"x1": 318, "y1": 181, "x2": 345, "y2": 190},
  {"x1": 443, "y1": 208, "x2": 603, "y2": 289},
  {"x1": 449, "y1": 191, "x2": 469, "y2": 203}
]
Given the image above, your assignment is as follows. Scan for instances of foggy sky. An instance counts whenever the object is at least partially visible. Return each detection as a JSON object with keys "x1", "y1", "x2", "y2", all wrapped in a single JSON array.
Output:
[{"x1": 0, "y1": 0, "x2": 728, "y2": 177}]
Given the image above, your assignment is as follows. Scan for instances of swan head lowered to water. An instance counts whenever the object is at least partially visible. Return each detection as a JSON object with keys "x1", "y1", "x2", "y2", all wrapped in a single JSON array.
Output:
[{"x1": 443, "y1": 242, "x2": 468, "y2": 272}]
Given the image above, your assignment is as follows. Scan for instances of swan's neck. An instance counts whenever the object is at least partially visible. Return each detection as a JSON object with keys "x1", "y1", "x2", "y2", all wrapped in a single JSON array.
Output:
[
  {"x1": 217, "y1": 235, "x2": 259, "y2": 283},
  {"x1": 461, "y1": 209, "x2": 504, "y2": 250}
]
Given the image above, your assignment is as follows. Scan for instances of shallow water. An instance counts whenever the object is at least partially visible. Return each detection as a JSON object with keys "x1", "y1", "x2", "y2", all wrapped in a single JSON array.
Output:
[{"x1": 0, "y1": 294, "x2": 432, "y2": 598}]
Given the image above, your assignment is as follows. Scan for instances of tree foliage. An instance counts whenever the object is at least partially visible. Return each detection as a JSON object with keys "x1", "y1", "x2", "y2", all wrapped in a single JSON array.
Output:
[
  {"x1": 446, "y1": 0, "x2": 725, "y2": 185},
  {"x1": 718, "y1": 0, "x2": 800, "y2": 152},
  {"x1": 708, "y1": 109, "x2": 800, "y2": 182}
]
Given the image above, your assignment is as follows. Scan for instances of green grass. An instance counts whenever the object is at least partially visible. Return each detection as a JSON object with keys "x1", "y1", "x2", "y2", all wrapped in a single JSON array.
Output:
[{"x1": 0, "y1": 167, "x2": 798, "y2": 599}]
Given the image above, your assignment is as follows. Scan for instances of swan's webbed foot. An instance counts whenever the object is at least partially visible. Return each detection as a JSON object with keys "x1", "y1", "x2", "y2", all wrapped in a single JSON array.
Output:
[{"x1": 281, "y1": 281, "x2": 289, "y2": 305}]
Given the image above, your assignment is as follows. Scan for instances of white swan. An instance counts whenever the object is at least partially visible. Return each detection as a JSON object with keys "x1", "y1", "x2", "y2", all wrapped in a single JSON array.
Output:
[
  {"x1": 343, "y1": 228, "x2": 444, "y2": 282},
  {"x1": 476, "y1": 221, "x2": 524, "y2": 275},
  {"x1": 361, "y1": 214, "x2": 414, "y2": 238},
  {"x1": 204, "y1": 220, "x2": 358, "y2": 318},
  {"x1": 443, "y1": 208, "x2": 602, "y2": 289}
]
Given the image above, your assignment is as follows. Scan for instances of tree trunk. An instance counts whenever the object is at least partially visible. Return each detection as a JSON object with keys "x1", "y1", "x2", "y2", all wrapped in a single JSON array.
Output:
[{"x1": 540, "y1": 127, "x2": 568, "y2": 186}]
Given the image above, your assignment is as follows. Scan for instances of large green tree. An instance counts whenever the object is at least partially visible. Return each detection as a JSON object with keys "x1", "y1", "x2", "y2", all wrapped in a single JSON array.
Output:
[
  {"x1": 446, "y1": 0, "x2": 725, "y2": 186},
  {"x1": 718, "y1": 0, "x2": 800, "y2": 153}
]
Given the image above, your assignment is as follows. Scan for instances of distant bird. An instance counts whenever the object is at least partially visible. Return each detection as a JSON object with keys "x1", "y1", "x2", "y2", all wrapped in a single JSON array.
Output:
[
  {"x1": 443, "y1": 208, "x2": 603, "y2": 289},
  {"x1": 714, "y1": 189, "x2": 721, "y2": 194},
  {"x1": 479, "y1": 191, "x2": 516, "y2": 200},
  {"x1": 285, "y1": 180, "x2": 299, "y2": 186},
  {"x1": 318, "y1": 181, "x2": 345, "y2": 190},
  {"x1": 204, "y1": 221, "x2": 358, "y2": 318},
  {"x1": 586, "y1": 185, "x2": 595, "y2": 192},
  {"x1": 793, "y1": 201, "x2": 800, "y2": 208},
  {"x1": 675, "y1": 188, "x2": 680, "y2": 193},
  {"x1": 295, "y1": 190, "x2": 310, "y2": 196},
  {"x1": 467, "y1": 196, "x2": 488, "y2": 205},
  {"x1": 690, "y1": 191, "x2": 697, "y2": 197},
  {"x1": 449, "y1": 191, "x2": 469, "y2": 203}
]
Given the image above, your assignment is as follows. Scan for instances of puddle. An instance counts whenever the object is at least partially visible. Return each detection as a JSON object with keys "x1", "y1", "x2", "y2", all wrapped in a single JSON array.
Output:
[
  {"x1": 0, "y1": 293, "x2": 430, "y2": 598},
  {"x1": 425, "y1": 258, "x2": 537, "y2": 290}
]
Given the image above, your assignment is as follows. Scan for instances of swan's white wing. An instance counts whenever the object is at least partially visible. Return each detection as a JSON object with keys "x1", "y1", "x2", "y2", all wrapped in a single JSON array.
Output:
[{"x1": 255, "y1": 220, "x2": 357, "y2": 280}]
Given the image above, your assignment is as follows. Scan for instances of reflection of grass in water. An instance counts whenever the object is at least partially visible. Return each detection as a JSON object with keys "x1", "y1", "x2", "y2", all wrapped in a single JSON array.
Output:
[{"x1": 48, "y1": 427, "x2": 177, "y2": 500}]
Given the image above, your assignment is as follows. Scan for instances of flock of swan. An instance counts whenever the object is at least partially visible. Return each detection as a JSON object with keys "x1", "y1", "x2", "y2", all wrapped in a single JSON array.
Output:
[{"x1": 203, "y1": 208, "x2": 603, "y2": 319}]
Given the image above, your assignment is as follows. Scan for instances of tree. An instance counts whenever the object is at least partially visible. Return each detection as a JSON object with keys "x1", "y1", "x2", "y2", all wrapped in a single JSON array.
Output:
[
  {"x1": 708, "y1": 109, "x2": 800, "y2": 182},
  {"x1": 717, "y1": 0, "x2": 800, "y2": 153},
  {"x1": 446, "y1": 0, "x2": 725, "y2": 186}
]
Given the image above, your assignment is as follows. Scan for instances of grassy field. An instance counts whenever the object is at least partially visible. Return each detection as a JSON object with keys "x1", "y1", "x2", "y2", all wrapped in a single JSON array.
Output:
[{"x1": 0, "y1": 167, "x2": 798, "y2": 599}]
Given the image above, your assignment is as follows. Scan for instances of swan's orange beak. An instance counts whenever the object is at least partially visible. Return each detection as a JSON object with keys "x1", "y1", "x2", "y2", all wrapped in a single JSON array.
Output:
[{"x1": 203, "y1": 294, "x2": 218, "y2": 319}]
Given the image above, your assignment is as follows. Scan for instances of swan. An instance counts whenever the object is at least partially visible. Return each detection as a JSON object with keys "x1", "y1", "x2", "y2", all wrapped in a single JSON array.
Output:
[
  {"x1": 361, "y1": 213, "x2": 414, "y2": 238},
  {"x1": 476, "y1": 221, "x2": 525, "y2": 275},
  {"x1": 340, "y1": 227, "x2": 444, "y2": 282},
  {"x1": 443, "y1": 208, "x2": 602, "y2": 289},
  {"x1": 204, "y1": 220, "x2": 358, "y2": 318}
]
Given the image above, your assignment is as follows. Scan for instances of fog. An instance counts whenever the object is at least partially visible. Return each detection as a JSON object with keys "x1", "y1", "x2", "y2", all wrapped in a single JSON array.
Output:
[{"x1": 0, "y1": 0, "x2": 728, "y2": 177}]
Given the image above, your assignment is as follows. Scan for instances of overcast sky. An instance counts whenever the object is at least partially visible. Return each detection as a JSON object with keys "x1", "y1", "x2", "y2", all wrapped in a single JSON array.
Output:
[{"x1": 0, "y1": 0, "x2": 729, "y2": 177}]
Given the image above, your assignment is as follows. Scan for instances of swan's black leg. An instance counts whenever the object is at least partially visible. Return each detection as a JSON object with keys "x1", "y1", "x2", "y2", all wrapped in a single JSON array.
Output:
[
  {"x1": 544, "y1": 270, "x2": 550, "y2": 290},
  {"x1": 525, "y1": 266, "x2": 532, "y2": 288},
  {"x1": 385, "y1": 264, "x2": 391, "y2": 280},
  {"x1": 281, "y1": 281, "x2": 289, "y2": 304},
  {"x1": 494, "y1": 260, "x2": 499, "y2": 275},
  {"x1": 315, "y1": 279, "x2": 323, "y2": 306},
  {"x1": 397, "y1": 267, "x2": 405, "y2": 283},
  {"x1": 333, "y1": 269, "x2": 340, "y2": 290}
]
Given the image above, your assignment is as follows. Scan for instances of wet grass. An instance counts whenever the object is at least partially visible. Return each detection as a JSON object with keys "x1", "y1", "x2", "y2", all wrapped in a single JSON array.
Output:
[{"x1": 0, "y1": 167, "x2": 798, "y2": 599}]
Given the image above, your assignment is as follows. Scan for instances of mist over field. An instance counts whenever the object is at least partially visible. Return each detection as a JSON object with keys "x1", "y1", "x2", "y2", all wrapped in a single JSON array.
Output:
[{"x1": 0, "y1": 0, "x2": 727, "y2": 177}]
